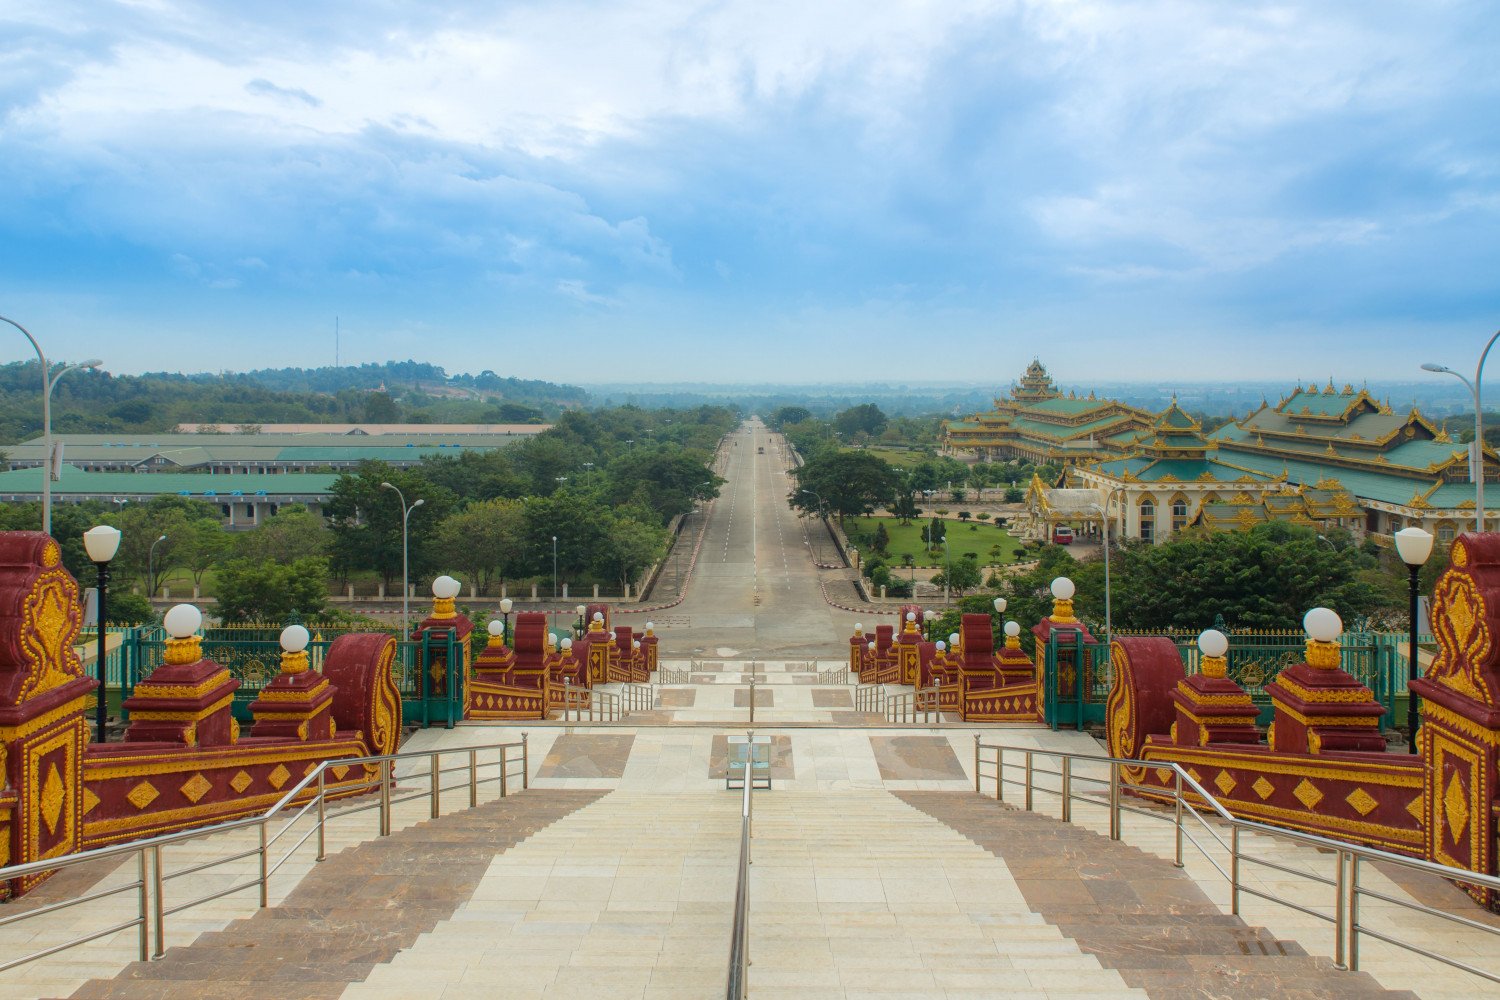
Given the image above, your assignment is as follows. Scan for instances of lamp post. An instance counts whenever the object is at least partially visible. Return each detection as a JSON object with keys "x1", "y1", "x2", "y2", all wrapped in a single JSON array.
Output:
[
  {"x1": 1084, "y1": 486, "x2": 1126, "y2": 651},
  {"x1": 922, "y1": 609, "x2": 937, "y2": 642},
  {"x1": 500, "y1": 597, "x2": 513, "y2": 639},
  {"x1": 552, "y1": 535, "x2": 559, "y2": 601},
  {"x1": 380, "y1": 482, "x2": 424, "y2": 638},
  {"x1": 83, "y1": 524, "x2": 121, "y2": 742},
  {"x1": 575, "y1": 604, "x2": 586, "y2": 639},
  {"x1": 1, "y1": 314, "x2": 103, "y2": 535},
  {"x1": 1394, "y1": 527, "x2": 1435, "y2": 754},
  {"x1": 147, "y1": 533, "x2": 168, "y2": 598},
  {"x1": 1423, "y1": 329, "x2": 1500, "y2": 532},
  {"x1": 943, "y1": 535, "x2": 950, "y2": 606}
]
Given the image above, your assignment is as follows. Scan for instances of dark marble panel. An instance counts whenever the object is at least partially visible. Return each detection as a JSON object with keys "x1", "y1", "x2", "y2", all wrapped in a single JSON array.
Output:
[
  {"x1": 707, "y1": 734, "x2": 794, "y2": 779},
  {"x1": 732, "y1": 687, "x2": 774, "y2": 708},
  {"x1": 536, "y1": 734, "x2": 636, "y2": 779},
  {"x1": 869, "y1": 735, "x2": 967, "y2": 780},
  {"x1": 811, "y1": 689, "x2": 853, "y2": 708}
]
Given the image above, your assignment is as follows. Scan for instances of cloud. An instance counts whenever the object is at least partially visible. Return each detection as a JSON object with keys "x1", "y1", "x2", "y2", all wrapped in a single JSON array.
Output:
[
  {"x1": 244, "y1": 78, "x2": 321, "y2": 107},
  {"x1": 0, "y1": 1, "x2": 1495, "y2": 381}
]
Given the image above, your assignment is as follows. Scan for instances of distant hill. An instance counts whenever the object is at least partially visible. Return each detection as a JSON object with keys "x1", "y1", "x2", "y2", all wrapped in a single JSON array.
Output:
[{"x1": 0, "y1": 361, "x2": 587, "y2": 445}]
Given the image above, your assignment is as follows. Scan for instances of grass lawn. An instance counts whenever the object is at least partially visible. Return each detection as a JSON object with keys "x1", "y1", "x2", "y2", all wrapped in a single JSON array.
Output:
[
  {"x1": 841, "y1": 515, "x2": 1020, "y2": 567},
  {"x1": 840, "y1": 445, "x2": 933, "y2": 470}
]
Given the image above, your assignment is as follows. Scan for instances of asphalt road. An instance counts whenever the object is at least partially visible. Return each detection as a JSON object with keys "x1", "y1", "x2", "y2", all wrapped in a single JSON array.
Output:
[{"x1": 655, "y1": 418, "x2": 862, "y2": 658}]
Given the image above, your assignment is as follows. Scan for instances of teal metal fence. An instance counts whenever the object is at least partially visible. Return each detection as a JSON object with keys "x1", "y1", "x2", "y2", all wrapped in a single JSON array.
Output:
[
  {"x1": 1043, "y1": 630, "x2": 1404, "y2": 732},
  {"x1": 123, "y1": 630, "x2": 465, "y2": 729}
]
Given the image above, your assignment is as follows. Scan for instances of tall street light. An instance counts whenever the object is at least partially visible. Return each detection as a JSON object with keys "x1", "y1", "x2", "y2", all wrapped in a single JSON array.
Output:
[
  {"x1": 1084, "y1": 485, "x2": 1126, "y2": 652},
  {"x1": 381, "y1": 482, "x2": 424, "y2": 638},
  {"x1": 1394, "y1": 527, "x2": 1435, "y2": 754},
  {"x1": 552, "y1": 535, "x2": 559, "y2": 601},
  {"x1": 83, "y1": 524, "x2": 121, "y2": 743},
  {"x1": 1423, "y1": 328, "x2": 1500, "y2": 532},
  {"x1": 2, "y1": 313, "x2": 102, "y2": 535},
  {"x1": 148, "y1": 533, "x2": 168, "y2": 598}
]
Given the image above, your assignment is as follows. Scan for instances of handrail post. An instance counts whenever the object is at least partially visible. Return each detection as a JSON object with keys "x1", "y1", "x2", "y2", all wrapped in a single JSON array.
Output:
[
  {"x1": 1348, "y1": 853, "x2": 1361, "y2": 971},
  {"x1": 1108, "y1": 761, "x2": 1121, "y2": 840},
  {"x1": 1173, "y1": 768, "x2": 1184, "y2": 868},
  {"x1": 430, "y1": 753, "x2": 441, "y2": 819},
  {"x1": 522, "y1": 732, "x2": 529, "y2": 789},
  {"x1": 1229, "y1": 825, "x2": 1241, "y2": 915},
  {"x1": 1023, "y1": 751, "x2": 1033, "y2": 812},
  {"x1": 996, "y1": 746, "x2": 1004, "y2": 801},
  {"x1": 1061, "y1": 756, "x2": 1072, "y2": 823},
  {"x1": 500, "y1": 745, "x2": 509, "y2": 798},
  {"x1": 151, "y1": 843, "x2": 165, "y2": 958},
  {"x1": 469, "y1": 749, "x2": 478, "y2": 808},
  {"x1": 135, "y1": 849, "x2": 149, "y2": 963},
  {"x1": 973, "y1": 735, "x2": 980, "y2": 794},
  {"x1": 258, "y1": 820, "x2": 269, "y2": 908},
  {"x1": 380, "y1": 760, "x2": 392, "y2": 836},
  {"x1": 316, "y1": 769, "x2": 327, "y2": 862},
  {"x1": 1334, "y1": 849, "x2": 1349, "y2": 970}
]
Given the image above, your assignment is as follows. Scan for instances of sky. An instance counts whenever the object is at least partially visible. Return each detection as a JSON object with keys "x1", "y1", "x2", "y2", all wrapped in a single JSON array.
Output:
[{"x1": 1, "y1": 1, "x2": 1498, "y2": 385}]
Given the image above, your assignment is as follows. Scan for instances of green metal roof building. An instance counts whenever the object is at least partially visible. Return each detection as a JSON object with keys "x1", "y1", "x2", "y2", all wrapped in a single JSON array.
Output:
[{"x1": 0, "y1": 467, "x2": 339, "y2": 528}]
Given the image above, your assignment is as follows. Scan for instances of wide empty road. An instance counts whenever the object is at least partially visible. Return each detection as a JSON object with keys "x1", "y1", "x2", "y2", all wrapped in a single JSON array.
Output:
[{"x1": 657, "y1": 418, "x2": 860, "y2": 658}]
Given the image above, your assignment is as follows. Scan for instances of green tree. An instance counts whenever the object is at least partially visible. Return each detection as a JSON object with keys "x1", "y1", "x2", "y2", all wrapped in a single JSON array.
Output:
[
  {"x1": 434, "y1": 498, "x2": 525, "y2": 593},
  {"x1": 931, "y1": 559, "x2": 983, "y2": 597},
  {"x1": 887, "y1": 489, "x2": 919, "y2": 525},
  {"x1": 606, "y1": 447, "x2": 722, "y2": 525},
  {"x1": 790, "y1": 451, "x2": 899, "y2": 525},
  {"x1": 834, "y1": 403, "x2": 888, "y2": 440},
  {"x1": 214, "y1": 557, "x2": 330, "y2": 623},
  {"x1": 768, "y1": 406, "x2": 814, "y2": 429},
  {"x1": 592, "y1": 514, "x2": 668, "y2": 589},
  {"x1": 236, "y1": 505, "x2": 329, "y2": 564},
  {"x1": 179, "y1": 518, "x2": 233, "y2": 590},
  {"x1": 872, "y1": 522, "x2": 890, "y2": 555},
  {"x1": 323, "y1": 463, "x2": 455, "y2": 588}
]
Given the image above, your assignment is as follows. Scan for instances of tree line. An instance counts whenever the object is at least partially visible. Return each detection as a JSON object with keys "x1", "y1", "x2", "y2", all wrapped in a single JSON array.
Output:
[
  {"x1": 0, "y1": 359, "x2": 586, "y2": 444},
  {"x1": 0, "y1": 404, "x2": 736, "y2": 622}
]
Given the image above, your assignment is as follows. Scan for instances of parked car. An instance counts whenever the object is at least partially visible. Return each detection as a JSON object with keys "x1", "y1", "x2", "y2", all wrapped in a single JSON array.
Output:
[{"x1": 1052, "y1": 526, "x2": 1074, "y2": 544}]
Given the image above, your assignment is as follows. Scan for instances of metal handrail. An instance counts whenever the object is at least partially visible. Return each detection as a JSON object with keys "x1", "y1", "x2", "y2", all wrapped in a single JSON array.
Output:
[
  {"x1": 0, "y1": 735, "x2": 530, "y2": 976},
  {"x1": 725, "y1": 755, "x2": 754, "y2": 999},
  {"x1": 619, "y1": 682, "x2": 655, "y2": 712},
  {"x1": 973, "y1": 738, "x2": 1500, "y2": 984},
  {"x1": 854, "y1": 683, "x2": 885, "y2": 712},
  {"x1": 883, "y1": 685, "x2": 941, "y2": 724}
]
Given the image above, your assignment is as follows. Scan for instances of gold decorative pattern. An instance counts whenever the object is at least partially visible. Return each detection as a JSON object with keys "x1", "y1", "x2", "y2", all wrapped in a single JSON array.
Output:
[
  {"x1": 19, "y1": 569, "x2": 84, "y2": 700},
  {"x1": 1293, "y1": 779, "x2": 1323, "y2": 809},
  {"x1": 1345, "y1": 788, "x2": 1378, "y2": 816},
  {"x1": 1252, "y1": 776, "x2": 1274, "y2": 800},
  {"x1": 127, "y1": 781, "x2": 160, "y2": 810},
  {"x1": 41, "y1": 764, "x2": 65, "y2": 836},
  {"x1": 267, "y1": 764, "x2": 291, "y2": 790},
  {"x1": 1213, "y1": 770, "x2": 1236, "y2": 795},
  {"x1": 179, "y1": 774, "x2": 212, "y2": 804},
  {"x1": 1406, "y1": 797, "x2": 1424, "y2": 822},
  {"x1": 230, "y1": 771, "x2": 253, "y2": 794},
  {"x1": 82, "y1": 787, "x2": 100, "y2": 816},
  {"x1": 1443, "y1": 772, "x2": 1471, "y2": 843}
]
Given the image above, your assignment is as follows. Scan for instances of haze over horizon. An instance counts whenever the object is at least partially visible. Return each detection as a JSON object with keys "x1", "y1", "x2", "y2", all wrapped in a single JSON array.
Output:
[{"x1": 3, "y1": 2, "x2": 1497, "y2": 384}]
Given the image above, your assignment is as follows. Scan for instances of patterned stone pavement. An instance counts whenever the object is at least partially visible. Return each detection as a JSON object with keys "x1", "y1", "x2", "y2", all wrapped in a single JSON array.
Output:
[
  {"x1": 63, "y1": 790, "x2": 608, "y2": 1000},
  {"x1": 897, "y1": 791, "x2": 1413, "y2": 1000}
]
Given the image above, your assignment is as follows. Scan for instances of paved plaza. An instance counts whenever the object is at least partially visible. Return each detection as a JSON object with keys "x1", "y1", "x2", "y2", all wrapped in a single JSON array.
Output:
[{"x1": 4, "y1": 421, "x2": 1497, "y2": 998}]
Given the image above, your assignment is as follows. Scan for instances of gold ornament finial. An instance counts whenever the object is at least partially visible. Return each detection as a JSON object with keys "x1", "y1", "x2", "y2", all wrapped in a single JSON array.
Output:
[
  {"x1": 1051, "y1": 597, "x2": 1077, "y2": 623},
  {"x1": 1200, "y1": 655, "x2": 1228, "y2": 679},
  {"x1": 1005, "y1": 633, "x2": 1021, "y2": 650},
  {"x1": 164, "y1": 635, "x2": 202, "y2": 666},
  {"x1": 280, "y1": 649, "x2": 309, "y2": 675},
  {"x1": 1304, "y1": 639, "x2": 1340, "y2": 669},
  {"x1": 432, "y1": 595, "x2": 457, "y2": 620}
]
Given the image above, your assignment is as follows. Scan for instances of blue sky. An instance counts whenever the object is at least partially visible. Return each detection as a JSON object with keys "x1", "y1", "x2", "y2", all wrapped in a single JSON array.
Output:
[{"x1": 2, "y1": 1, "x2": 1497, "y2": 384}]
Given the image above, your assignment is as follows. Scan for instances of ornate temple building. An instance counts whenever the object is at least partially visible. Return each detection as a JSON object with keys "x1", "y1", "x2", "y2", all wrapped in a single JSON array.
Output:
[
  {"x1": 1014, "y1": 384, "x2": 1468, "y2": 546},
  {"x1": 943, "y1": 360, "x2": 1155, "y2": 466},
  {"x1": 1208, "y1": 381, "x2": 1498, "y2": 547}
]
